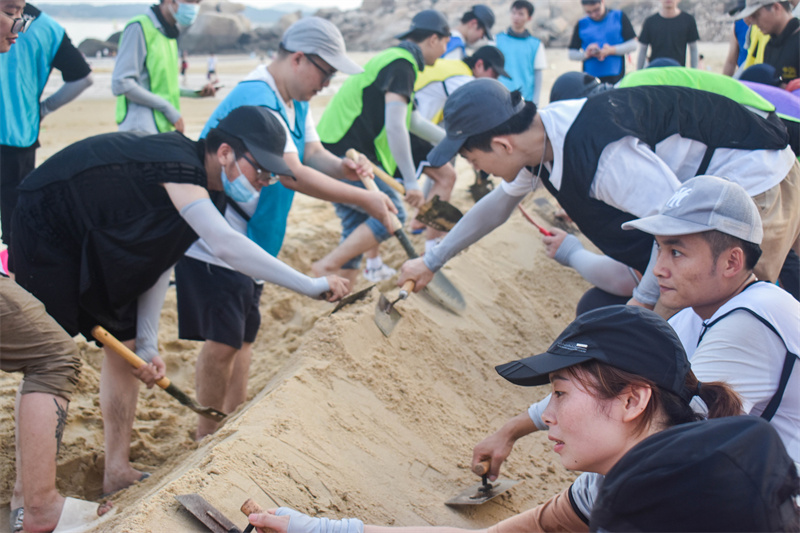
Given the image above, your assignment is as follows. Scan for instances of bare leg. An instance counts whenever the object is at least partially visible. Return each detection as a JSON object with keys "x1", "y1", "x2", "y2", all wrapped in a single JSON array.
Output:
[
  {"x1": 16, "y1": 391, "x2": 67, "y2": 531},
  {"x1": 222, "y1": 343, "x2": 252, "y2": 414},
  {"x1": 100, "y1": 341, "x2": 145, "y2": 495},
  {"x1": 195, "y1": 340, "x2": 238, "y2": 439},
  {"x1": 312, "y1": 223, "x2": 380, "y2": 286}
]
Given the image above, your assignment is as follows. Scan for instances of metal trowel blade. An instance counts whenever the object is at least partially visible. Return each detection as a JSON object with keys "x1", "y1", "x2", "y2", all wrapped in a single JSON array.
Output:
[
  {"x1": 374, "y1": 293, "x2": 402, "y2": 337},
  {"x1": 445, "y1": 478, "x2": 520, "y2": 506}
]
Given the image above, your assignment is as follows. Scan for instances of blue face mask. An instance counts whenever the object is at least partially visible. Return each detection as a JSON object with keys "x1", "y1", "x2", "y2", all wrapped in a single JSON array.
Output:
[
  {"x1": 172, "y1": 1, "x2": 199, "y2": 26},
  {"x1": 222, "y1": 161, "x2": 258, "y2": 203}
]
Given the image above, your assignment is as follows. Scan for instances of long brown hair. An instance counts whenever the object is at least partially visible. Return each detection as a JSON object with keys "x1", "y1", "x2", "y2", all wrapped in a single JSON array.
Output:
[{"x1": 566, "y1": 360, "x2": 742, "y2": 435}]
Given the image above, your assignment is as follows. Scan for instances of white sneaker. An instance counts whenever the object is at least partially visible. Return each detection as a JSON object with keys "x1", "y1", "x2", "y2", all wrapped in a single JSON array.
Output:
[{"x1": 363, "y1": 263, "x2": 397, "y2": 282}]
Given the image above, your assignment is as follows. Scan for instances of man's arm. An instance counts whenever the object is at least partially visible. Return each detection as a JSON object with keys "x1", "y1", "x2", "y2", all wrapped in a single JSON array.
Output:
[
  {"x1": 385, "y1": 92, "x2": 424, "y2": 206},
  {"x1": 688, "y1": 41, "x2": 699, "y2": 68},
  {"x1": 723, "y1": 32, "x2": 741, "y2": 76},
  {"x1": 164, "y1": 183, "x2": 346, "y2": 300},
  {"x1": 636, "y1": 42, "x2": 648, "y2": 70},
  {"x1": 280, "y1": 147, "x2": 397, "y2": 233},
  {"x1": 399, "y1": 180, "x2": 526, "y2": 290},
  {"x1": 111, "y1": 23, "x2": 182, "y2": 125}
]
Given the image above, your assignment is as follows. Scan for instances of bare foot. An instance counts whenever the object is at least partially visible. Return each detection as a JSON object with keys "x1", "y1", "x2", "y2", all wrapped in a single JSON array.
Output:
[{"x1": 103, "y1": 468, "x2": 149, "y2": 496}]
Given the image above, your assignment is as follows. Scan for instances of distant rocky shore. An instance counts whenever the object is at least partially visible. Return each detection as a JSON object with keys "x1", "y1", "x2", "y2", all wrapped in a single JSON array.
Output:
[{"x1": 77, "y1": 0, "x2": 737, "y2": 57}]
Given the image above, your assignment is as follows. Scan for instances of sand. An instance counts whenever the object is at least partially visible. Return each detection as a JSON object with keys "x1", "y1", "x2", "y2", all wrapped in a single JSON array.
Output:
[{"x1": 0, "y1": 45, "x2": 729, "y2": 532}]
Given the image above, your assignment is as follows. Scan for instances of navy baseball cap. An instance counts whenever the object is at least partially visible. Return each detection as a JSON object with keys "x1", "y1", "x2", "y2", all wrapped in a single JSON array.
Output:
[
  {"x1": 395, "y1": 10, "x2": 450, "y2": 40},
  {"x1": 470, "y1": 5, "x2": 496, "y2": 39},
  {"x1": 215, "y1": 106, "x2": 295, "y2": 179},
  {"x1": 496, "y1": 306, "x2": 693, "y2": 401},
  {"x1": 427, "y1": 78, "x2": 524, "y2": 167},
  {"x1": 465, "y1": 45, "x2": 509, "y2": 79}
]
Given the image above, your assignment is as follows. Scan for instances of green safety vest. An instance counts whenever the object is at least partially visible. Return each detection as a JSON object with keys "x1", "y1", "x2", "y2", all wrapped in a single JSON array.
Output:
[
  {"x1": 617, "y1": 67, "x2": 774, "y2": 113},
  {"x1": 317, "y1": 47, "x2": 418, "y2": 175},
  {"x1": 115, "y1": 14, "x2": 180, "y2": 133}
]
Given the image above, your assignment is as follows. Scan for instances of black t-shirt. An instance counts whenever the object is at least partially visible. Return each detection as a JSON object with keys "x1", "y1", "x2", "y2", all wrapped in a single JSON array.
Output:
[
  {"x1": 639, "y1": 11, "x2": 700, "y2": 66},
  {"x1": 763, "y1": 17, "x2": 800, "y2": 82},
  {"x1": 25, "y1": 4, "x2": 92, "y2": 82},
  {"x1": 323, "y1": 57, "x2": 416, "y2": 162}
]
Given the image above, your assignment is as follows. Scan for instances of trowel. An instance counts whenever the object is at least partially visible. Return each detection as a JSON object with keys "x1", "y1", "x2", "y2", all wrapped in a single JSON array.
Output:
[
  {"x1": 445, "y1": 460, "x2": 520, "y2": 506},
  {"x1": 346, "y1": 149, "x2": 463, "y2": 231},
  {"x1": 330, "y1": 284, "x2": 375, "y2": 314},
  {"x1": 176, "y1": 494, "x2": 269, "y2": 533},
  {"x1": 374, "y1": 279, "x2": 415, "y2": 337}
]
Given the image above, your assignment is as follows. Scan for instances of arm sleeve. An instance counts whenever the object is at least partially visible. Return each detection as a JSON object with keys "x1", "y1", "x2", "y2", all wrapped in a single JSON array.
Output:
[
  {"x1": 527, "y1": 394, "x2": 551, "y2": 430},
  {"x1": 40, "y1": 75, "x2": 93, "y2": 118},
  {"x1": 135, "y1": 265, "x2": 173, "y2": 362},
  {"x1": 111, "y1": 23, "x2": 181, "y2": 124},
  {"x1": 568, "y1": 48, "x2": 586, "y2": 61},
  {"x1": 553, "y1": 234, "x2": 639, "y2": 296},
  {"x1": 631, "y1": 242, "x2": 659, "y2": 306},
  {"x1": 532, "y1": 69, "x2": 544, "y2": 107},
  {"x1": 180, "y1": 199, "x2": 329, "y2": 298},
  {"x1": 423, "y1": 184, "x2": 523, "y2": 271},
  {"x1": 487, "y1": 487, "x2": 589, "y2": 533},
  {"x1": 385, "y1": 100, "x2": 420, "y2": 190},
  {"x1": 408, "y1": 110, "x2": 446, "y2": 145},
  {"x1": 689, "y1": 41, "x2": 699, "y2": 68},
  {"x1": 636, "y1": 42, "x2": 648, "y2": 70},
  {"x1": 613, "y1": 38, "x2": 638, "y2": 56}
]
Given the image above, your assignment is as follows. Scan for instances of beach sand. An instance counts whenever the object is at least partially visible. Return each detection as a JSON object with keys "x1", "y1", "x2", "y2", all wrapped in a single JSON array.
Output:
[{"x1": 0, "y1": 45, "x2": 729, "y2": 532}]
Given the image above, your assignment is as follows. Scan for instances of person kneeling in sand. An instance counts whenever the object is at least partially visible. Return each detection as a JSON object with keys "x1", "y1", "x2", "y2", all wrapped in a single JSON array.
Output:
[
  {"x1": 242, "y1": 305, "x2": 790, "y2": 533},
  {"x1": 9, "y1": 107, "x2": 350, "y2": 497}
]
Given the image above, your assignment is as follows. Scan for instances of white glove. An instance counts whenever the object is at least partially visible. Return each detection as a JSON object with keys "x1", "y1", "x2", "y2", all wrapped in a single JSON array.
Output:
[{"x1": 275, "y1": 508, "x2": 364, "y2": 533}]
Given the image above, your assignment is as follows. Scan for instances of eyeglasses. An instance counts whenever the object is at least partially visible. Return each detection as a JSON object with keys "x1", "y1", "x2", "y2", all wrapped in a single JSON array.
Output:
[
  {"x1": 241, "y1": 154, "x2": 279, "y2": 184},
  {"x1": 305, "y1": 54, "x2": 337, "y2": 83},
  {"x1": 1, "y1": 12, "x2": 34, "y2": 34}
]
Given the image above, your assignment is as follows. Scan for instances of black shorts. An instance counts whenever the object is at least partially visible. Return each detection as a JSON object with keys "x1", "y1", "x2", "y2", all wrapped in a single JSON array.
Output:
[{"x1": 175, "y1": 256, "x2": 263, "y2": 349}]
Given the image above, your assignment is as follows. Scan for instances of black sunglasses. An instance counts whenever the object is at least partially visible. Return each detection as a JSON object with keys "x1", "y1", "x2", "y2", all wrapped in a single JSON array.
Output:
[
  {"x1": 305, "y1": 54, "x2": 337, "y2": 83},
  {"x1": 2, "y1": 12, "x2": 33, "y2": 34}
]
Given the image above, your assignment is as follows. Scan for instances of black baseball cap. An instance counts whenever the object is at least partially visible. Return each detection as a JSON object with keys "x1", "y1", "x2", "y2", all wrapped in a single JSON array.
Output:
[
  {"x1": 395, "y1": 10, "x2": 450, "y2": 40},
  {"x1": 470, "y1": 5, "x2": 496, "y2": 39},
  {"x1": 496, "y1": 306, "x2": 693, "y2": 401},
  {"x1": 550, "y1": 71, "x2": 601, "y2": 102},
  {"x1": 427, "y1": 78, "x2": 524, "y2": 167},
  {"x1": 590, "y1": 416, "x2": 800, "y2": 532},
  {"x1": 465, "y1": 45, "x2": 509, "y2": 79},
  {"x1": 214, "y1": 106, "x2": 295, "y2": 179}
]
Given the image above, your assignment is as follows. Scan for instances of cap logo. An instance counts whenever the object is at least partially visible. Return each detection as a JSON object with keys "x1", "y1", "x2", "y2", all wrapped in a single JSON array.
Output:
[
  {"x1": 556, "y1": 341, "x2": 588, "y2": 353},
  {"x1": 666, "y1": 187, "x2": 692, "y2": 209}
]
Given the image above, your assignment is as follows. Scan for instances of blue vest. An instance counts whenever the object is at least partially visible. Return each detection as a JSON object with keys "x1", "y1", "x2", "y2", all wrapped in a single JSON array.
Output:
[
  {"x1": 735, "y1": 19, "x2": 749, "y2": 67},
  {"x1": 578, "y1": 10, "x2": 624, "y2": 79},
  {"x1": 495, "y1": 32, "x2": 541, "y2": 102},
  {"x1": 201, "y1": 80, "x2": 309, "y2": 257},
  {"x1": 443, "y1": 34, "x2": 466, "y2": 58},
  {"x1": 0, "y1": 12, "x2": 65, "y2": 147}
]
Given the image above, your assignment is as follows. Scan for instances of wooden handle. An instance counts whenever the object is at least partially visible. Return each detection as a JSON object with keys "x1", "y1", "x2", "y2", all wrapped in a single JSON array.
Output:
[
  {"x1": 345, "y1": 149, "x2": 405, "y2": 194},
  {"x1": 346, "y1": 149, "x2": 403, "y2": 233},
  {"x1": 241, "y1": 498, "x2": 264, "y2": 516},
  {"x1": 91, "y1": 325, "x2": 171, "y2": 389},
  {"x1": 472, "y1": 460, "x2": 490, "y2": 476},
  {"x1": 398, "y1": 279, "x2": 415, "y2": 299}
]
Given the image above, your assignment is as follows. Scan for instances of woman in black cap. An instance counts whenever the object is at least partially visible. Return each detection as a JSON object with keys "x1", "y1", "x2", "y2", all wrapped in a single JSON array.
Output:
[{"x1": 244, "y1": 306, "x2": 760, "y2": 533}]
